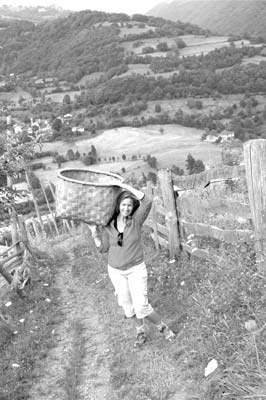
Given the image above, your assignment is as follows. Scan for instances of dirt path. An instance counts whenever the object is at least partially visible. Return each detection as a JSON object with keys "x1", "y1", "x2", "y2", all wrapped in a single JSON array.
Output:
[
  {"x1": 29, "y1": 243, "x2": 114, "y2": 400},
  {"x1": 28, "y1": 238, "x2": 192, "y2": 400}
]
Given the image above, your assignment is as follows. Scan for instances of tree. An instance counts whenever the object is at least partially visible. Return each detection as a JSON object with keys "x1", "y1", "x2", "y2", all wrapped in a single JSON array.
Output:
[
  {"x1": 185, "y1": 153, "x2": 205, "y2": 175},
  {"x1": 186, "y1": 153, "x2": 195, "y2": 174},
  {"x1": 91, "y1": 145, "x2": 97, "y2": 162},
  {"x1": 27, "y1": 171, "x2": 41, "y2": 189},
  {"x1": 66, "y1": 149, "x2": 75, "y2": 161},
  {"x1": 142, "y1": 46, "x2": 154, "y2": 54},
  {"x1": 54, "y1": 154, "x2": 66, "y2": 168},
  {"x1": 61, "y1": 126, "x2": 72, "y2": 138},
  {"x1": 137, "y1": 172, "x2": 147, "y2": 187},
  {"x1": 172, "y1": 165, "x2": 184, "y2": 176},
  {"x1": 52, "y1": 118, "x2": 62, "y2": 132},
  {"x1": 122, "y1": 154, "x2": 126, "y2": 160},
  {"x1": 147, "y1": 171, "x2": 157, "y2": 184},
  {"x1": 193, "y1": 159, "x2": 205, "y2": 174},
  {"x1": 155, "y1": 104, "x2": 161, "y2": 113},
  {"x1": 63, "y1": 94, "x2": 71, "y2": 104},
  {"x1": 175, "y1": 39, "x2": 186, "y2": 49},
  {"x1": 156, "y1": 42, "x2": 168, "y2": 52},
  {"x1": 146, "y1": 154, "x2": 158, "y2": 169},
  {"x1": 83, "y1": 154, "x2": 94, "y2": 166}
]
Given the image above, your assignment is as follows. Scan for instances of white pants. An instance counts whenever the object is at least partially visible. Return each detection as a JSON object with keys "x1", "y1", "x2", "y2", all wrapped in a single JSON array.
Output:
[{"x1": 108, "y1": 262, "x2": 153, "y2": 319}]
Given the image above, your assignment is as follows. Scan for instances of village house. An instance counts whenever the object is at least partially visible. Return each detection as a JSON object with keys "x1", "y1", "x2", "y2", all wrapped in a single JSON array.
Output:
[{"x1": 72, "y1": 126, "x2": 85, "y2": 134}]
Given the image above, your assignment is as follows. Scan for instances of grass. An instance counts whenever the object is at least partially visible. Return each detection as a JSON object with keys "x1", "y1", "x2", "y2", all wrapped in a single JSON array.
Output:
[
  {"x1": 166, "y1": 180, "x2": 266, "y2": 398},
  {"x1": 179, "y1": 246, "x2": 266, "y2": 398},
  {"x1": 0, "y1": 243, "x2": 68, "y2": 400}
]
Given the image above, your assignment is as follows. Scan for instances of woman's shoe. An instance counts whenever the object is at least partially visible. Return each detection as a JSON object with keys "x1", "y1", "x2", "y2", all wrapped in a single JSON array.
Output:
[
  {"x1": 134, "y1": 332, "x2": 147, "y2": 347},
  {"x1": 160, "y1": 325, "x2": 176, "y2": 341}
]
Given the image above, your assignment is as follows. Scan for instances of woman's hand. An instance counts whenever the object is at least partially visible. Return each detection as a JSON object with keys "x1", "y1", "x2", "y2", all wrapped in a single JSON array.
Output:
[
  {"x1": 87, "y1": 222, "x2": 98, "y2": 237},
  {"x1": 87, "y1": 223, "x2": 102, "y2": 248},
  {"x1": 118, "y1": 182, "x2": 144, "y2": 201}
]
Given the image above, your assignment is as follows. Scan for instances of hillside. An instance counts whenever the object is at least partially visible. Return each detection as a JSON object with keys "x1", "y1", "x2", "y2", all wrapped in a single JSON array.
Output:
[
  {"x1": 147, "y1": 0, "x2": 266, "y2": 38},
  {"x1": 0, "y1": 10, "x2": 209, "y2": 80}
]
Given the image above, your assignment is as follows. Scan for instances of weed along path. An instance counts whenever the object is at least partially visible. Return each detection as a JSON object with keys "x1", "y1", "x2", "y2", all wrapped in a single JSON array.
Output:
[{"x1": 28, "y1": 233, "x2": 192, "y2": 400}]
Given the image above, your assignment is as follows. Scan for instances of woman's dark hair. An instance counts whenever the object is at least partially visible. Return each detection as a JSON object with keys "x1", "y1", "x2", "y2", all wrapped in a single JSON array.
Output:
[{"x1": 107, "y1": 190, "x2": 140, "y2": 225}]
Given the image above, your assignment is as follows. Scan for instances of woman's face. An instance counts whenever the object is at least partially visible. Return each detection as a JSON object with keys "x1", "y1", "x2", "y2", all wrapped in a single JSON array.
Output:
[{"x1": 119, "y1": 198, "x2": 134, "y2": 218}]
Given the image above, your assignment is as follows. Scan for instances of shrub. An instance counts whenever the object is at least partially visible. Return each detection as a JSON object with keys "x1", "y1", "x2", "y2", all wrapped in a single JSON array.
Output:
[
  {"x1": 27, "y1": 171, "x2": 41, "y2": 189},
  {"x1": 185, "y1": 153, "x2": 205, "y2": 175},
  {"x1": 176, "y1": 38, "x2": 186, "y2": 49},
  {"x1": 172, "y1": 165, "x2": 184, "y2": 176},
  {"x1": 155, "y1": 104, "x2": 161, "y2": 113},
  {"x1": 142, "y1": 46, "x2": 154, "y2": 54},
  {"x1": 147, "y1": 171, "x2": 157, "y2": 184},
  {"x1": 156, "y1": 42, "x2": 169, "y2": 52}
]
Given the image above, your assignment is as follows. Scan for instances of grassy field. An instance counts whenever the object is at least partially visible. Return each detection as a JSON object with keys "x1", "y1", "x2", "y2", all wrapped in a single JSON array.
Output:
[
  {"x1": 241, "y1": 55, "x2": 266, "y2": 65},
  {"x1": 0, "y1": 87, "x2": 32, "y2": 104},
  {"x1": 143, "y1": 95, "x2": 245, "y2": 116},
  {"x1": 42, "y1": 124, "x2": 221, "y2": 164},
  {"x1": 37, "y1": 124, "x2": 221, "y2": 184},
  {"x1": 121, "y1": 34, "x2": 252, "y2": 58},
  {"x1": 118, "y1": 22, "x2": 156, "y2": 37},
  {"x1": 77, "y1": 71, "x2": 103, "y2": 86},
  {"x1": 44, "y1": 90, "x2": 80, "y2": 102},
  {"x1": 179, "y1": 37, "x2": 249, "y2": 57}
]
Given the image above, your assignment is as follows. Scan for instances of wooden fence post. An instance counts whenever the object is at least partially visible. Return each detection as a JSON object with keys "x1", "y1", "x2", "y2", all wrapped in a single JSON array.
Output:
[
  {"x1": 146, "y1": 181, "x2": 159, "y2": 252},
  {"x1": 40, "y1": 181, "x2": 60, "y2": 235},
  {"x1": 157, "y1": 169, "x2": 181, "y2": 259},
  {"x1": 6, "y1": 176, "x2": 19, "y2": 247},
  {"x1": 244, "y1": 139, "x2": 266, "y2": 272},
  {"x1": 25, "y1": 170, "x2": 45, "y2": 237}
]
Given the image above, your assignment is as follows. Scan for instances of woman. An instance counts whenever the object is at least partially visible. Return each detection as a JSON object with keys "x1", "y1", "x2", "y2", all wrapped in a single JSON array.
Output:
[{"x1": 88, "y1": 182, "x2": 175, "y2": 347}]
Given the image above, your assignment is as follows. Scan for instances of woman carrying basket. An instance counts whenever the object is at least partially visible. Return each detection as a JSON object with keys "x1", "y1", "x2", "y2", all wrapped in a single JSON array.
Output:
[{"x1": 88, "y1": 182, "x2": 176, "y2": 348}]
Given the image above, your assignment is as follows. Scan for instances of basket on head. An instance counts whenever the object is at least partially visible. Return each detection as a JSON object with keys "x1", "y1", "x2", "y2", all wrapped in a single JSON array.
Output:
[{"x1": 56, "y1": 168, "x2": 124, "y2": 226}]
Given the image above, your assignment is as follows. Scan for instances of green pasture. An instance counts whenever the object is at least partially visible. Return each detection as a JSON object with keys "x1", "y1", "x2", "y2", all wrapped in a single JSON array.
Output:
[
  {"x1": 120, "y1": 34, "x2": 255, "y2": 59},
  {"x1": 118, "y1": 22, "x2": 156, "y2": 37},
  {"x1": 77, "y1": 71, "x2": 103, "y2": 86},
  {"x1": 37, "y1": 124, "x2": 221, "y2": 184},
  {"x1": 45, "y1": 90, "x2": 80, "y2": 102},
  {"x1": 143, "y1": 94, "x2": 266, "y2": 117},
  {"x1": 241, "y1": 55, "x2": 266, "y2": 65},
  {"x1": 0, "y1": 87, "x2": 32, "y2": 104}
]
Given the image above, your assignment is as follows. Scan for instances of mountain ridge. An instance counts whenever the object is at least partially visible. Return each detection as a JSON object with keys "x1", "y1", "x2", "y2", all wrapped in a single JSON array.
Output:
[
  {"x1": 0, "y1": 5, "x2": 70, "y2": 23},
  {"x1": 147, "y1": 0, "x2": 266, "y2": 37}
]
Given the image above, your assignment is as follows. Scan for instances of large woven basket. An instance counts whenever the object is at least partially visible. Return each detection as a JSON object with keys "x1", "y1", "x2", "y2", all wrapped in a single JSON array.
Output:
[{"x1": 56, "y1": 168, "x2": 124, "y2": 225}]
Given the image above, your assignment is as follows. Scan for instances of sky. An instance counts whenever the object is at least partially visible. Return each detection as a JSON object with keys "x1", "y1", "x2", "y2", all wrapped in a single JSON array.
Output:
[{"x1": 0, "y1": 0, "x2": 167, "y2": 15}]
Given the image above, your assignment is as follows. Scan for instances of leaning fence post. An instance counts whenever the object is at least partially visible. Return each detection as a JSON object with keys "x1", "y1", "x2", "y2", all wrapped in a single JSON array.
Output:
[
  {"x1": 244, "y1": 139, "x2": 266, "y2": 272},
  {"x1": 25, "y1": 170, "x2": 45, "y2": 237},
  {"x1": 157, "y1": 169, "x2": 181, "y2": 259}
]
